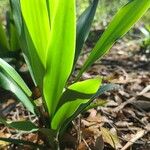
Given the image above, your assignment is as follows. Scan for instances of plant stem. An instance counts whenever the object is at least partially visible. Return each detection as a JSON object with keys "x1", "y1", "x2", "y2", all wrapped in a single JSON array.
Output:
[{"x1": 55, "y1": 132, "x2": 60, "y2": 150}]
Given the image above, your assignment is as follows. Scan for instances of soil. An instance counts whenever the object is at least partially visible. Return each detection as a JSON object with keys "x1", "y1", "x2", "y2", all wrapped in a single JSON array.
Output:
[{"x1": 0, "y1": 28, "x2": 150, "y2": 150}]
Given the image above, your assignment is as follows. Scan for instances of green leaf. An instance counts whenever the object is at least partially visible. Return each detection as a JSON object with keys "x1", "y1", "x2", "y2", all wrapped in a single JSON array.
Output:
[
  {"x1": 10, "y1": 121, "x2": 38, "y2": 132},
  {"x1": 0, "y1": 116, "x2": 38, "y2": 132},
  {"x1": 84, "y1": 99, "x2": 107, "y2": 111},
  {"x1": 20, "y1": 0, "x2": 50, "y2": 67},
  {"x1": 0, "y1": 138, "x2": 44, "y2": 149},
  {"x1": 59, "y1": 83, "x2": 119, "y2": 134},
  {"x1": 76, "y1": 0, "x2": 150, "y2": 80},
  {"x1": 0, "y1": 22, "x2": 9, "y2": 51},
  {"x1": 92, "y1": 83, "x2": 120, "y2": 99},
  {"x1": 0, "y1": 58, "x2": 31, "y2": 96},
  {"x1": 0, "y1": 59, "x2": 36, "y2": 114},
  {"x1": 0, "y1": 72, "x2": 35, "y2": 114},
  {"x1": 9, "y1": 0, "x2": 23, "y2": 37},
  {"x1": 6, "y1": 12, "x2": 20, "y2": 51},
  {"x1": 74, "y1": 0, "x2": 99, "y2": 65},
  {"x1": 44, "y1": 0, "x2": 76, "y2": 116},
  {"x1": 23, "y1": 25, "x2": 45, "y2": 89},
  {"x1": 51, "y1": 78, "x2": 101, "y2": 130},
  {"x1": 9, "y1": 23, "x2": 20, "y2": 51},
  {"x1": 10, "y1": 0, "x2": 45, "y2": 88}
]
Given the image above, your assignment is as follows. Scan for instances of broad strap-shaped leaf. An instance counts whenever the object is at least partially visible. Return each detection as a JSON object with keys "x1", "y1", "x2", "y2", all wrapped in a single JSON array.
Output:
[
  {"x1": 0, "y1": 138, "x2": 44, "y2": 149},
  {"x1": 23, "y1": 25, "x2": 45, "y2": 89},
  {"x1": 0, "y1": 21, "x2": 9, "y2": 51},
  {"x1": 44, "y1": 0, "x2": 76, "y2": 116},
  {"x1": 10, "y1": 0, "x2": 45, "y2": 88},
  {"x1": 51, "y1": 78, "x2": 101, "y2": 130},
  {"x1": 76, "y1": 0, "x2": 150, "y2": 80},
  {"x1": 0, "y1": 58, "x2": 31, "y2": 96},
  {"x1": 0, "y1": 59, "x2": 36, "y2": 114},
  {"x1": 9, "y1": 121, "x2": 38, "y2": 132},
  {"x1": 0, "y1": 72, "x2": 35, "y2": 114},
  {"x1": 0, "y1": 116, "x2": 38, "y2": 132},
  {"x1": 59, "y1": 83, "x2": 119, "y2": 134},
  {"x1": 74, "y1": 0, "x2": 99, "y2": 65},
  {"x1": 92, "y1": 83, "x2": 120, "y2": 99},
  {"x1": 20, "y1": 0, "x2": 50, "y2": 67}
]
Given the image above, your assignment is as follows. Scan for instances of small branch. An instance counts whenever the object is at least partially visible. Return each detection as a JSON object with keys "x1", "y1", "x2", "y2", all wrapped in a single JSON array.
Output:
[{"x1": 121, "y1": 130, "x2": 147, "y2": 150}]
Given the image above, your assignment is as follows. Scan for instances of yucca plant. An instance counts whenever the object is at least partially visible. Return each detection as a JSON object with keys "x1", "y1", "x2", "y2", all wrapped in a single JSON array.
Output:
[{"x1": 0, "y1": 0, "x2": 149, "y2": 149}]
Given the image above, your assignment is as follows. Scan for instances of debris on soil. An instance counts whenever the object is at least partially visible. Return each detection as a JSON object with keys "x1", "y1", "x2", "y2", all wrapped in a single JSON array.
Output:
[{"x1": 0, "y1": 27, "x2": 150, "y2": 150}]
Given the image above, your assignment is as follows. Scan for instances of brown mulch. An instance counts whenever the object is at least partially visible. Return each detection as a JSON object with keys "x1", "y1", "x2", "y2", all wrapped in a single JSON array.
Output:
[
  {"x1": 73, "y1": 30, "x2": 150, "y2": 150},
  {"x1": 0, "y1": 29, "x2": 150, "y2": 150}
]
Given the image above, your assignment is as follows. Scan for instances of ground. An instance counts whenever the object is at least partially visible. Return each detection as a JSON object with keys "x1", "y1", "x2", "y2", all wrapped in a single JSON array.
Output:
[
  {"x1": 0, "y1": 0, "x2": 150, "y2": 149},
  {"x1": 73, "y1": 29, "x2": 150, "y2": 150},
  {"x1": 0, "y1": 26, "x2": 149, "y2": 149}
]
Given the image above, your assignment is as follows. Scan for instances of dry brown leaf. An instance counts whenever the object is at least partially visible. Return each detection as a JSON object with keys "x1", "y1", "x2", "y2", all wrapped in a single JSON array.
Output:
[{"x1": 101, "y1": 127, "x2": 122, "y2": 149}]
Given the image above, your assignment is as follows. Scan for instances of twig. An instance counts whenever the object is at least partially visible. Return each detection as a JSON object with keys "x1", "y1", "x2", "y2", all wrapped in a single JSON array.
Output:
[
  {"x1": 82, "y1": 138, "x2": 92, "y2": 150},
  {"x1": 72, "y1": 115, "x2": 82, "y2": 145},
  {"x1": 78, "y1": 115, "x2": 82, "y2": 144},
  {"x1": 113, "y1": 97, "x2": 136, "y2": 112},
  {"x1": 138, "y1": 85, "x2": 150, "y2": 95},
  {"x1": 121, "y1": 129, "x2": 147, "y2": 150}
]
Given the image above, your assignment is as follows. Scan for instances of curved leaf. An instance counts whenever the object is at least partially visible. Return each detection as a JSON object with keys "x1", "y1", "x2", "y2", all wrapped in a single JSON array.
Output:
[
  {"x1": 0, "y1": 72, "x2": 35, "y2": 114},
  {"x1": 76, "y1": 0, "x2": 150, "y2": 80},
  {"x1": 51, "y1": 78, "x2": 101, "y2": 130},
  {"x1": 44, "y1": 0, "x2": 76, "y2": 117},
  {"x1": 74, "y1": 0, "x2": 99, "y2": 64},
  {"x1": 59, "y1": 83, "x2": 119, "y2": 134},
  {"x1": 10, "y1": 121, "x2": 38, "y2": 132},
  {"x1": 101, "y1": 127, "x2": 121, "y2": 149},
  {"x1": 92, "y1": 83, "x2": 120, "y2": 99},
  {"x1": 0, "y1": 59, "x2": 36, "y2": 114},
  {"x1": 0, "y1": 116, "x2": 38, "y2": 132},
  {"x1": 0, "y1": 58, "x2": 31, "y2": 96},
  {"x1": 0, "y1": 138, "x2": 44, "y2": 148}
]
